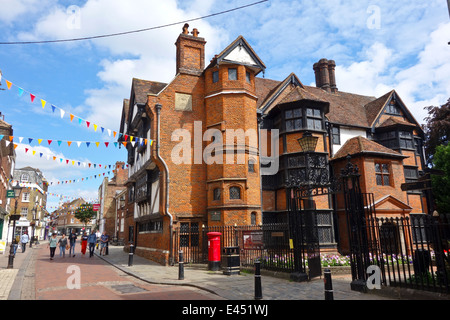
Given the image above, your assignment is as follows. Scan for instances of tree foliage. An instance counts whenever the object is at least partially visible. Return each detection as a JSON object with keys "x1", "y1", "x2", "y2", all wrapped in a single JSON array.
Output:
[
  {"x1": 431, "y1": 144, "x2": 450, "y2": 214},
  {"x1": 423, "y1": 98, "x2": 450, "y2": 166},
  {"x1": 74, "y1": 203, "x2": 96, "y2": 227}
]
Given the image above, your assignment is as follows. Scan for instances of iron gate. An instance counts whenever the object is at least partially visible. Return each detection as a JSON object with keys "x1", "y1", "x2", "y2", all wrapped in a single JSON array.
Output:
[{"x1": 340, "y1": 158, "x2": 450, "y2": 294}]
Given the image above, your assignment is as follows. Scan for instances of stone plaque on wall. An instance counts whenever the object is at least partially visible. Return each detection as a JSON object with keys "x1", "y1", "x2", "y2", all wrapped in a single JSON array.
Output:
[
  {"x1": 210, "y1": 211, "x2": 221, "y2": 221},
  {"x1": 175, "y1": 93, "x2": 192, "y2": 111}
]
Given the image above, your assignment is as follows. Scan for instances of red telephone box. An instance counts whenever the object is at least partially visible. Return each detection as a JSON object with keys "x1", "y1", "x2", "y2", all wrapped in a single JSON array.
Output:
[{"x1": 207, "y1": 232, "x2": 222, "y2": 271}]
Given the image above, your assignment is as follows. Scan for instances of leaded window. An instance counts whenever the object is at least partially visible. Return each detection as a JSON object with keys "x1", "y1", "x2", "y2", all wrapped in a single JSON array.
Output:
[
  {"x1": 399, "y1": 131, "x2": 414, "y2": 149},
  {"x1": 285, "y1": 108, "x2": 302, "y2": 132},
  {"x1": 306, "y1": 108, "x2": 322, "y2": 130},
  {"x1": 229, "y1": 186, "x2": 241, "y2": 199},
  {"x1": 213, "y1": 188, "x2": 221, "y2": 201},
  {"x1": 375, "y1": 163, "x2": 390, "y2": 186},
  {"x1": 228, "y1": 68, "x2": 237, "y2": 80}
]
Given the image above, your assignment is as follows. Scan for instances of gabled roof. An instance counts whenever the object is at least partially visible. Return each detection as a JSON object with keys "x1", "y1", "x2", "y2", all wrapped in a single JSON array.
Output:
[
  {"x1": 364, "y1": 90, "x2": 394, "y2": 127},
  {"x1": 259, "y1": 73, "x2": 310, "y2": 113},
  {"x1": 331, "y1": 136, "x2": 406, "y2": 161},
  {"x1": 131, "y1": 78, "x2": 167, "y2": 105},
  {"x1": 206, "y1": 35, "x2": 266, "y2": 74},
  {"x1": 368, "y1": 195, "x2": 413, "y2": 214}
]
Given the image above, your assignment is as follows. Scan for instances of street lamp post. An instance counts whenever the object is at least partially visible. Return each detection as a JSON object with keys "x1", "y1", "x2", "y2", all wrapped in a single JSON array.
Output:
[
  {"x1": 7, "y1": 182, "x2": 23, "y2": 269},
  {"x1": 30, "y1": 207, "x2": 37, "y2": 248}
]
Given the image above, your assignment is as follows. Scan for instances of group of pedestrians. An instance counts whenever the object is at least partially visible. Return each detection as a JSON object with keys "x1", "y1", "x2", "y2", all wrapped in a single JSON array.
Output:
[
  {"x1": 47, "y1": 229, "x2": 109, "y2": 260},
  {"x1": 12, "y1": 231, "x2": 31, "y2": 255}
]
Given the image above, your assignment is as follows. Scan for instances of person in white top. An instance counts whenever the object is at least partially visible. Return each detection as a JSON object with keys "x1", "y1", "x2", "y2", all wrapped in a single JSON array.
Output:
[{"x1": 20, "y1": 232, "x2": 30, "y2": 253}]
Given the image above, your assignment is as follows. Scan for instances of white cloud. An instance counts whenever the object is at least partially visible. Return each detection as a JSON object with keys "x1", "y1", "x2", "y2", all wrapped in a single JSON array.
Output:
[
  {"x1": 336, "y1": 22, "x2": 450, "y2": 125},
  {"x1": 336, "y1": 42, "x2": 394, "y2": 96},
  {"x1": 16, "y1": 0, "x2": 227, "y2": 130}
]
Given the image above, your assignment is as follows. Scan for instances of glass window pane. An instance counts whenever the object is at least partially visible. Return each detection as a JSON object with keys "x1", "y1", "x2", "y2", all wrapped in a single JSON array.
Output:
[
  {"x1": 285, "y1": 110, "x2": 293, "y2": 119},
  {"x1": 376, "y1": 175, "x2": 383, "y2": 185},
  {"x1": 307, "y1": 118, "x2": 314, "y2": 129},
  {"x1": 293, "y1": 108, "x2": 302, "y2": 118},
  {"x1": 228, "y1": 68, "x2": 237, "y2": 80},
  {"x1": 375, "y1": 163, "x2": 381, "y2": 172},
  {"x1": 382, "y1": 164, "x2": 389, "y2": 173},
  {"x1": 314, "y1": 109, "x2": 321, "y2": 117},
  {"x1": 314, "y1": 119, "x2": 322, "y2": 130},
  {"x1": 295, "y1": 119, "x2": 302, "y2": 129},
  {"x1": 307, "y1": 108, "x2": 313, "y2": 116},
  {"x1": 212, "y1": 71, "x2": 219, "y2": 83},
  {"x1": 286, "y1": 120, "x2": 293, "y2": 131},
  {"x1": 383, "y1": 175, "x2": 390, "y2": 186}
]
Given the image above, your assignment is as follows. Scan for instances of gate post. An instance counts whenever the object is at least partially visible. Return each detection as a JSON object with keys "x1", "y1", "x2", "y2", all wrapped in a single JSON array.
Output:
[{"x1": 341, "y1": 156, "x2": 372, "y2": 293}]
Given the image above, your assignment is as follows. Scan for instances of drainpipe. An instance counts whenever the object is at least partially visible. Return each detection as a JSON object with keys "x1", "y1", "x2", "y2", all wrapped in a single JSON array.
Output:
[{"x1": 155, "y1": 103, "x2": 174, "y2": 265}]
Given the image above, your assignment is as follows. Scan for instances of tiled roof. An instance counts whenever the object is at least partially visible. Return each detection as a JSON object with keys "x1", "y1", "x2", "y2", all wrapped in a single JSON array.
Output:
[
  {"x1": 131, "y1": 78, "x2": 167, "y2": 104},
  {"x1": 331, "y1": 136, "x2": 406, "y2": 161},
  {"x1": 364, "y1": 90, "x2": 394, "y2": 127},
  {"x1": 377, "y1": 116, "x2": 417, "y2": 128},
  {"x1": 256, "y1": 76, "x2": 376, "y2": 127}
]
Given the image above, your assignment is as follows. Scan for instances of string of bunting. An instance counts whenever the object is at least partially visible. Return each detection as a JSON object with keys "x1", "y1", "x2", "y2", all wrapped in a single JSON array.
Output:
[
  {"x1": 0, "y1": 75, "x2": 153, "y2": 145},
  {"x1": 0, "y1": 134, "x2": 150, "y2": 148},
  {"x1": 7, "y1": 140, "x2": 129, "y2": 169}
]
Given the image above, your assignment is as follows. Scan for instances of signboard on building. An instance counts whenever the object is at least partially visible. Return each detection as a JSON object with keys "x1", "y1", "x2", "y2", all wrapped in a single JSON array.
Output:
[
  {"x1": 6, "y1": 190, "x2": 15, "y2": 198},
  {"x1": 93, "y1": 204, "x2": 100, "y2": 211},
  {"x1": 242, "y1": 230, "x2": 264, "y2": 250}
]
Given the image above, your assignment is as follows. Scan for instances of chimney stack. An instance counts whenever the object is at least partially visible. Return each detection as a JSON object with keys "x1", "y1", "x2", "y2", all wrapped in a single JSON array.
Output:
[
  {"x1": 175, "y1": 24, "x2": 206, "y2": 76},
  {"x1": 313, "y1": 59, "x2": 338, "y2": 93}
]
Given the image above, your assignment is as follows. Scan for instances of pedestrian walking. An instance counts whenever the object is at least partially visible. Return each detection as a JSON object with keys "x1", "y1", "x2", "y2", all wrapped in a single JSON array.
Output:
[
  {"x1": 87, "y1": 232, "x2": 97, "y2": 258},
  {"x1": 58, "y1": 234, "x2": 68, "y2": 258},
  {"x1": 81, "y1": 232, "x2": 88, "y2": 255},
  {"x1": 20, "y1": 232, "x2": 29, "y2": 253},
  {"x1": 68, "y1": 229, "x2": 77, "y2": 257},
  {"x1": 13, "y1": 234, "x2": 20, "y2": 255},
  {"x1": 99, "y1": 231, "x2": 109, "y2": 256},
  {"x1": 48, "y1": 233, "x2": 58, "y2": 260}
]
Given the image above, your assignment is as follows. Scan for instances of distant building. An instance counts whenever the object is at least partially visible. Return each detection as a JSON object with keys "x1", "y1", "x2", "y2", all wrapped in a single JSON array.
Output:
[
  {"x1": 0, "y1": 115, "x2": 15, "y2": 244},
  {"x1": 9, "y1": 167, "x2": 48, "y2": 241},
  {"x1": 97, "y1": 161, "x2": 128, "y2": 237},
  {"x1": 50, "y1": 198, "x2": 93, "y2": 235}
]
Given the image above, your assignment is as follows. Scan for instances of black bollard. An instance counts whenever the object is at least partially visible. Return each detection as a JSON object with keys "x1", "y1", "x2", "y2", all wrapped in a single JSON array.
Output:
[
  {"x1": 128, "y1": 244, "x2": 134, "y2": 267},
  {"x1": 324, "y1": 269, "x2": 334, "y2": 300},
  {"x1": 178, "y1": 250, "x2": 184, "y2": 280},
  {"x1": 254, "y1": 259, "x2": 263, "y2": 300}
]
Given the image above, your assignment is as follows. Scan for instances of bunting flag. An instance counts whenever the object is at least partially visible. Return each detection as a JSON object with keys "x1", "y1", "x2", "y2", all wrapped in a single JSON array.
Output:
[
  {"x1": 1, "y1": 75, "x2": 154, "y2": 143},
  {"x1": 0, "y1": 135, "x2": 146, "y2": 148},
  {"x1": 13, "y1": 142, "x2": 128, "y2": 170}
]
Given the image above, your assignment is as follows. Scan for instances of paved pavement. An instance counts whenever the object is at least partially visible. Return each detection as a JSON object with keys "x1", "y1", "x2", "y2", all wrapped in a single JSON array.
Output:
[
  {"x1": 90, "y1": 245, "x2": 389, "y2": 300},
  {"x1": 1, "y1": 241, "x2": 449, "y2": 302}
]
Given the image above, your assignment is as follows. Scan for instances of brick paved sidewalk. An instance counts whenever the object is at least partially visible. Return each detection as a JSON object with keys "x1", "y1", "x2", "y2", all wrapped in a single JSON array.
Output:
[{"x1": 98, "y1": 245, "x2": 392, "y2": 300}]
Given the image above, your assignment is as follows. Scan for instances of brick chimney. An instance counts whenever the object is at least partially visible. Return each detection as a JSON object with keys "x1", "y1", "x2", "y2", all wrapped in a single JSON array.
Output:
[
  {"x1": 175, "y1": 23, "x2": 206, "y2": 76},
  {"x1": 313, "y1": 59, "x2": 338, "y2": 93}
]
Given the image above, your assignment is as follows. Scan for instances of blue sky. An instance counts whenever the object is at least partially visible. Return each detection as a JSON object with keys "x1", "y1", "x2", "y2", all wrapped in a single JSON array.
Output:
[{"x1": 0, "y1": 0, "x2": 449, "y2": 212}]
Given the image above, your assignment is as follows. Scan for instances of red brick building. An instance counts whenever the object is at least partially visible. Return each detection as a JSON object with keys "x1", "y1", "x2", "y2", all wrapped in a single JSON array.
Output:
[
  {"x1": 97, "y1": 161, "x2": 128, "y2": 237},
  {"x1": 120, "y1": 25, "x2": 428, "y2": 264}
]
